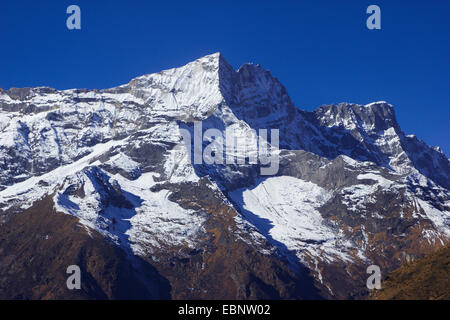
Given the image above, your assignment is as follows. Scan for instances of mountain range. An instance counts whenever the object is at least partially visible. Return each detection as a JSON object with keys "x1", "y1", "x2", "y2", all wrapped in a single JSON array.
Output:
[{"x1": 0, "y1": 53, "x2": 448, "y2": 299}]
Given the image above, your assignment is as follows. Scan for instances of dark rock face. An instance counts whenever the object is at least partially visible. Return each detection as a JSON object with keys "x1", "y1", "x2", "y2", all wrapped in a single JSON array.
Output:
[{"x1": 0, "y1": 53, "x2": 448, "y2": 299}]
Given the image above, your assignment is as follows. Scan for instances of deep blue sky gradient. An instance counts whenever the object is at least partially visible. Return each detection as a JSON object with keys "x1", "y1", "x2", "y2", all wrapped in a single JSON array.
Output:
[{"x1": 0, "y1": 0, "x2": 449, "y2": 154}]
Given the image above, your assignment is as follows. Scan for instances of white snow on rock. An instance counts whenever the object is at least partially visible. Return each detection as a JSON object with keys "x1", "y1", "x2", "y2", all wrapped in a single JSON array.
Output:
[
  {"x1": 129, "y1": 52, "x2": 224, "y2": 121},
  {"x1": 54, "y1": 170, "x2": 206, "y2": 256},
  {"x1": 105, "y1": 152, "x2": 140, "y2": 174},
  {"x1": 230, "y1": 176, "x2": 357, "y2": 263},
  {"x1": 416, "y1": 198, "x2": 450, "y2": 237},
  {"x1": 114, "y1": 172, "x2": 206, "y2": 254},
  {"x1": 0, "y1": 138, "x2": 123, "y2": 211},
  {"x1": 341, "y1": 172, "x2": 401, "y2": 213},
  {"x1": 357, "y1": 173, "x2": 394, "y2": 189}
]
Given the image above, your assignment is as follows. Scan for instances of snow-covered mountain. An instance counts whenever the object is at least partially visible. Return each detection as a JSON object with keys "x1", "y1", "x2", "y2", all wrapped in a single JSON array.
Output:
[{"x1": 0, "y1": 53, "x2": 448, "y2": 299}]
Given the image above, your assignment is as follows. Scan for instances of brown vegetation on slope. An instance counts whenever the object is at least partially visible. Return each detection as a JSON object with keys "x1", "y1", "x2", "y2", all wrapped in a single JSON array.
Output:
[
  {"x1": 0, "y1": 196, "x2": 170, "y2": 299},
  {"x1": 371, "y1": 244, "x2": 450, "y2": 300}
]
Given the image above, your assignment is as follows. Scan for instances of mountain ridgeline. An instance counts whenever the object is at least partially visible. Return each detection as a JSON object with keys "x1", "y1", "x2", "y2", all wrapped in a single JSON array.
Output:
[{"x1": 0, "y1": 53, "x2": 448, "y2": 299}]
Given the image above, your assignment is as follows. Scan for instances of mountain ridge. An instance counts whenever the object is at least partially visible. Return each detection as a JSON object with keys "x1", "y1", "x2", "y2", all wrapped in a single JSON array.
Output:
[{"x1": 0, "y1": 53, "x2": 448, "y2": 299}]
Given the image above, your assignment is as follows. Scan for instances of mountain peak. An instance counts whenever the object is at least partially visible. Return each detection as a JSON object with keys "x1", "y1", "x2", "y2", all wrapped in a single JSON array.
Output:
[
  {"x1": 315, "y1": 101, "x2": 398, "y2": 132},
  {"x1": 195, "y1": 52, "x2": 226, "y2": 68}
]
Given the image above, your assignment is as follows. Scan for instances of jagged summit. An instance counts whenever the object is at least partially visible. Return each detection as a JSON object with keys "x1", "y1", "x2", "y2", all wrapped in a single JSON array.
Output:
[
  {"x1": 0, "y1": 53, "x2": 394, "y2": 131},
  {"x1": 0, "y1": 53, "x2": 447, "y2": 182},
  {"x1": 314, "y1": 101, "x2": 398, "y2": 131}
]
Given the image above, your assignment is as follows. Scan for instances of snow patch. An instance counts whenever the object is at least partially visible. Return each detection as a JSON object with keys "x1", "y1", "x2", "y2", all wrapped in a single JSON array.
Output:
[{"x1": 230, "y1": 176, "x2": 358, "y2": 263}]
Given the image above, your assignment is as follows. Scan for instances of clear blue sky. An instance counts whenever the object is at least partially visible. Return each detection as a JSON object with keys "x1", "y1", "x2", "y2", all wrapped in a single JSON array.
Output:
[{"x1": 0, "y1": 0, "x2": 449, "y2": 154}]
